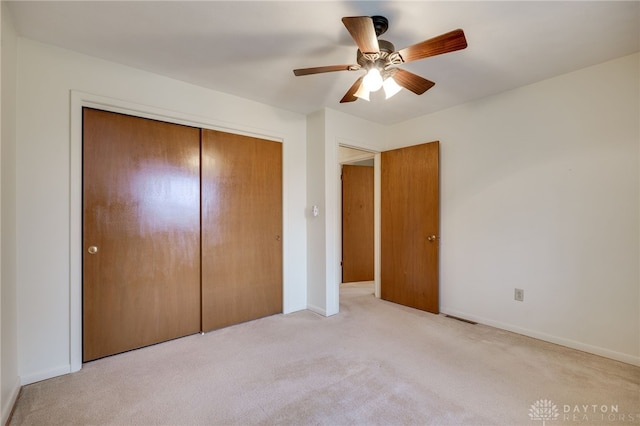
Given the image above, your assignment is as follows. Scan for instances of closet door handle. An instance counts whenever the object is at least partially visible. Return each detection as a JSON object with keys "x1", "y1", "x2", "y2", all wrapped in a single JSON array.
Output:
[{"x1": 88, "y1": 246, "x2": 99, "y2": 254}]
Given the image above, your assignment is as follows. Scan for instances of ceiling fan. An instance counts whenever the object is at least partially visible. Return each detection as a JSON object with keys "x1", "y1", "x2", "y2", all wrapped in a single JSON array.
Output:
[{"x1": 293, "y1": 16, "x2": 467, "y2": 103}]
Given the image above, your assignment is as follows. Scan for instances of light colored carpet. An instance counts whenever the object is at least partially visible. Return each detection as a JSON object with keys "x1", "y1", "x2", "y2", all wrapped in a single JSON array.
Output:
[{"x1": 10, "y1": 282, "x2": 640, "y2": 425}]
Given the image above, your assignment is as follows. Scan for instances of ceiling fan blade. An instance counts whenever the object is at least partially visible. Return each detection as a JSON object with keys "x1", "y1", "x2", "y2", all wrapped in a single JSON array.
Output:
[
  {"x1": 340, "y1": 76, "x2": 364, "y2": 103},
  {"x1": 392, "y1": 69, "x2": 435, "y2": 95},
  {"x1": 342, "y1": 16, "x2": 380, "y2": 55},
  {"x1": 293, "y1": 65, "x2": 359, "y2": 76},
  {"x1": 397, "y1": 29, "x2": 467, "y2": 64}
]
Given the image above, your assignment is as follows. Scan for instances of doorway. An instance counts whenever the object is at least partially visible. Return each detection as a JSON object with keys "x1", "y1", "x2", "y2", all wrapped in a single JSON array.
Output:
[
  {"x1": 337, "y1": 142, "x2": 440, "y2": 313},
  {"x1": 339, "y1": 146, "x2": 376, "y2": 286}
]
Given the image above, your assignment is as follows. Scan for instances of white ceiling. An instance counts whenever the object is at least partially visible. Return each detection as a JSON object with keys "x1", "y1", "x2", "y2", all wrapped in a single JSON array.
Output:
[{"x1": 6, "y1": 1, "x2": 640, "y2": 125}]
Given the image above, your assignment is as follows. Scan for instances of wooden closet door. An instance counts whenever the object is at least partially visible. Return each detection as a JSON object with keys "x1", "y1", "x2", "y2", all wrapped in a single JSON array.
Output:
[
  {"x1": 82, "y1": 108, "x2": 201, "y2": 361},
  {"x1": 201, "y1": 130, "x2": 283, "y2": 331}
]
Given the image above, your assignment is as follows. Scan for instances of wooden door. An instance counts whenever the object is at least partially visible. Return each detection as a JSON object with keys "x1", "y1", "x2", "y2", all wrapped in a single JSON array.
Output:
[
  {"x1": 381, "y1": 141, "x2": 440, "y2": 313},
  {"x1": 342, "y1": 165, "x2": 374, "y2": 283},
  {"x1": 82, "y1": 108, "x2": 201, "y2": 361},
  {"x1": 201, "y1": 129, "x2": 283, "y2": 331}
]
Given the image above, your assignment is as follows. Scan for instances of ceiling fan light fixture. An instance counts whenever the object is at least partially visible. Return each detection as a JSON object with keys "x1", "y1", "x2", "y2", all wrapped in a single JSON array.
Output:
[
  {"x1": 383, "y1": 76, "x2": 402, "y2": 99},
  {"x1": 354, "y1": 83, "x2": 370, "y2": 101},
  {"x1": 293, "y1": 16, "x2": 467, "y2": 105},
  {"x1": 362, "y1": 68, "x2": 383, "y2": 92}
]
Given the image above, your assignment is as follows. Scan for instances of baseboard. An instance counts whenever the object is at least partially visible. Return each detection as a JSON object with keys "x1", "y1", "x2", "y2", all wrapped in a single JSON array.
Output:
[
  {"x1": 283, "y1": 304, "x2": 307, "y2": 315},
  {"x1": 441, "y1": 307, "x2": 640, "y2": 367},
  {"x1": 1, "y1": 377, "x2": 20, "y2": 426},
  {"x1": 307, "y1": 303, "x2": 327, "y2": 317},
  {"x1": 20, "y1": 364, "x2": 71, "y2": 386}
]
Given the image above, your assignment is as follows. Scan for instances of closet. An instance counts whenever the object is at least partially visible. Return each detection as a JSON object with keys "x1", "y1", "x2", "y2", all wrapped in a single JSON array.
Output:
[{"x1": 82, "y1": 108, "x2": 282, "y2": 362}]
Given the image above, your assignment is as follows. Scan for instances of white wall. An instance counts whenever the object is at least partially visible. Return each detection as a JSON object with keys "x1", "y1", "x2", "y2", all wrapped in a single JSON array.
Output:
[
  {"x1": 338, "y1": 146, "x2": 374, "y2": 163},
  {"x1": 386, "y1": 53, "x2": 640, "y2": 365},
  {"x1": 306, "y1": 108, "x2": 386, "y2": 315},
  {"x1": 306, "y1": 109, "x2": 327, "y2": 314},
  {"x1": 15, "y1": 38, "x2": 308, "y2": 384},
  {"x1": 1, "y1": 2, "x2": 20, "y2": 422},
  {"x1": 324, "y1": 109, "x2": 386, "y2": 315}
]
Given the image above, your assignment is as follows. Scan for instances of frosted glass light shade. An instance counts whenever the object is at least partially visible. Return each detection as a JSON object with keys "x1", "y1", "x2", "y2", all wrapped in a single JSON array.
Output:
[
  {"x1": 354, "y1": 83, "x2": 370, "y2": 101},
  {"x1": 362, "y1": 68, "x2": 383, "y2": 92},
  {"x1": 383, "y1": 77, "x2": 403, "y2": 99}
]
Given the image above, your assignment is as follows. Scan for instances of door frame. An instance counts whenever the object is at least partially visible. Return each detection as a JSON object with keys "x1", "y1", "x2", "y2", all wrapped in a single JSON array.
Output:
[
  {"x1": 337, "y1": 142, "x2": 382, "y2": 299},
  {"x1": 69, "y1": 91, "x2": 285, "y2": 372}
]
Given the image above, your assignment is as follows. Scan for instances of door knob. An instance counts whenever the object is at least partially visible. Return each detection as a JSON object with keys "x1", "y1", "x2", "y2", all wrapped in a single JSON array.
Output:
[
  {"x1": 87, "y1": 246, "x2": 98, "y2": 254},
  {"x1": 427, "y1": 235, "x2": 437, "y2": 242}
]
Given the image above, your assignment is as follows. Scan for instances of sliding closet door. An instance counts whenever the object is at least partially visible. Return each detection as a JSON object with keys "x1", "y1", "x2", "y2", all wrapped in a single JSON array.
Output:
[
  {"x1": 83, "y1": 108, "x2": 201, "y2": 361},
  {"x1": 201, "y1": 129, "x2": 283, "y2": 331}
]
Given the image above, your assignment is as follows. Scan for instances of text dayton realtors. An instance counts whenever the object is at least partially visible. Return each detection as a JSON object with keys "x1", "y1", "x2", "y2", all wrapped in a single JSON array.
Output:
[{"x1": 562, "y1": 404, "x2": 639, "y2": 423}]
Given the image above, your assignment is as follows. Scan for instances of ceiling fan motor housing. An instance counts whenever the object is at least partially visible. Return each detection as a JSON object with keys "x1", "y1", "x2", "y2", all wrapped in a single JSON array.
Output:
[
  {"x1": 357, "y1": 39, "x2": 396, "y2": 69},
  {"x1": 371, "y1": 15, "x2": 389, "y2": 36}
]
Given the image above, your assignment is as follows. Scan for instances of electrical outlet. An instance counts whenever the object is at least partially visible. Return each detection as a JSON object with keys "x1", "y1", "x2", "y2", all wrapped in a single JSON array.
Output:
[{"x1": 514, "y1": 288, "x2": 524, "y2": 302}]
